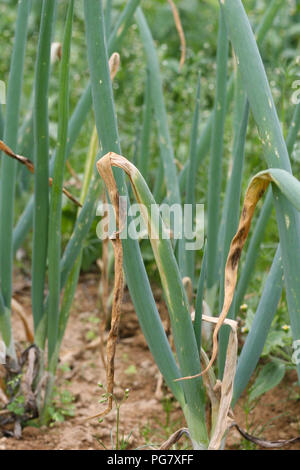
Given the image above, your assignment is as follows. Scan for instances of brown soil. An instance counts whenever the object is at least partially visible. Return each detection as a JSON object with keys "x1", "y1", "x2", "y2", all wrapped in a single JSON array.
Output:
[{"x1": 0, "y1": 272, "x2": 299, "y2": 450}]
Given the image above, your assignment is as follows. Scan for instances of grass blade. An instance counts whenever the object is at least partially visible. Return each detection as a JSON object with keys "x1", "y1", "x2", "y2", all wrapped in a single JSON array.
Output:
[
  {"x1": 138, "y1": 69, "x2": 152, "y2": 180},
  {"x1": 193, "y1": 243, "x2": 207, "y2": 353},
  {"x1": 255, "y1": 0, "x2": 284, "y2": 44},
  {"x1": 184, "y1": 74, "x2": 201, "y2": 283},
  {"x1": 32, "y1": 0, "x2": 56, "y2": 336},
  {"x1": 179, "y1": 0, "x2": 284, "y2": 192},
  {"x1": 206, "y1": 8, "x2": 228, "y2": 291},
  {"x1": 104, "y1": 0, "x2": 112, "y2": 38},
  {"x1": 110, "y1": 0, "x2": 141, "y2": 52},
  {"x1": 47, "y1": 0, "x2": 74, "y2": 366},
  {"x1": 136, "y1": 8, "x2": 181, "y2": 206}
]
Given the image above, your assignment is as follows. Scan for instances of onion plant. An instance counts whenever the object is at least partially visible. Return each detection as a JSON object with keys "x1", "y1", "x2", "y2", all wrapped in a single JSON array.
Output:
[{"x1": 1, "y1": 0, "x2": 300, "y2": 450}]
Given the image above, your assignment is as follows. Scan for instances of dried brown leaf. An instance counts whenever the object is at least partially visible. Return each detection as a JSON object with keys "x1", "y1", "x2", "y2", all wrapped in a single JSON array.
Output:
[
  {"x1": 167, "y1": 0, "x2": 186, "y2": 71},
  {"x1": 86, "y1": 154, "x2": 125, "y2": 421}
]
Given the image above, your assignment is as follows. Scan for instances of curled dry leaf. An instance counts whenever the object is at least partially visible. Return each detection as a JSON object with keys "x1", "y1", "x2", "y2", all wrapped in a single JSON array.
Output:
[
  {"x1": 167, "y1": 0, "x2": 186, "y2": 71},
  {"x1": 86, "y1": 153, "x2": 125, "y2": 421},
  {"x1": 179, "y1": 173, "x2": 272, "y2": 380},
  {"x1": 159, "y1": 427, "x2": 191, "y2": 450}
]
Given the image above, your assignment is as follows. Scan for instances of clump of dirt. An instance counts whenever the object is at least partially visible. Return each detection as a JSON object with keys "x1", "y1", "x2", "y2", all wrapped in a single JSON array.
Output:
[{"x1": 0, "y1": 272, "x2": 299, "y2": 450}]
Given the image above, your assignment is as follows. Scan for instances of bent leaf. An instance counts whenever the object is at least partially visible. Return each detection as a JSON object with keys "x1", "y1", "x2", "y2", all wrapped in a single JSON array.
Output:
[
  {"x1": 89, "y1": 153, "x2": 124, "y2": 420},
  {"x1": 181, "y1": 167, "x2": 300, "y2": 379},
  {"x1": 96, "y1": 153, "x2": 202, "y2": 380},
  {"x1": 96, "y1": 152, "x2": 208, "y2": 446}
]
